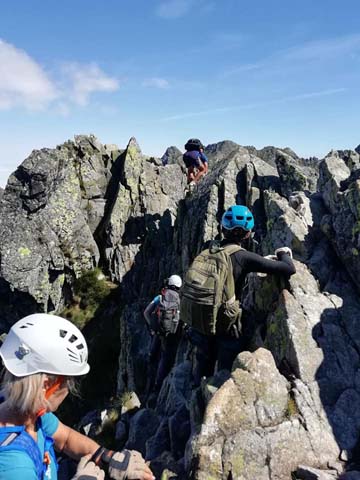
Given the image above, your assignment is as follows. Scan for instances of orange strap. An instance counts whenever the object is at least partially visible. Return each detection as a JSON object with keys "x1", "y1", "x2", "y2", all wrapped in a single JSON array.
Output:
[
  {"x1": 44, "y1": 376, "x2": 64, "y2": 400},
  {"x1": 43, "y1": 451, "x2": 51, "y2": 466},
  {"x1": 36, "y1": 376, "x2": 65, "y2": 417}
]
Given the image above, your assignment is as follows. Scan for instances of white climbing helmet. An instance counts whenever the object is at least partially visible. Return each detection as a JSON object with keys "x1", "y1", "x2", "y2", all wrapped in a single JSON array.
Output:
[
  {"x1": 0, "y1": 314, "x2": 90, "y2": 377},
  {"x1": 168, "y1": 274, "x2": 182, "y2": 288}
]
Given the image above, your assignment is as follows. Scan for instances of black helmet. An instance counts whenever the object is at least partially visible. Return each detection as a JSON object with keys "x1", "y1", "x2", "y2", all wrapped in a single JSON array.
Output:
[{"x1": 185, "y1": 138, "x2": 204, "y2": 152}]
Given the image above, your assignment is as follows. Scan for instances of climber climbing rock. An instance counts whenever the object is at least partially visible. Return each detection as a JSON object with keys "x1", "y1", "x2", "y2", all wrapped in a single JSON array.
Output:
[
  {"x1": 182, "y1": 138, "x2": 208, "y2": 185},
  {"x1": 181, "y1": 205, "x2": 296, "y2": 385}
]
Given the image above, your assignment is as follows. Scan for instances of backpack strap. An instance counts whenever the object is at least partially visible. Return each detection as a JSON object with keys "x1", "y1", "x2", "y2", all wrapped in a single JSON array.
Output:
[
  {"x1": 0, "y1": 420, "x2": 57, "y2": 479},
  {"x1": 221, "y1": 244, "x2": 243, "y2": 305},
  {"x1": 0, "y1": 427, "x2": 44, "y2": 478},
  {"x1": 222, "y1": 243, "x2": 243, "y2": 256},
  {"x1": 37, "y1": 416, "x2": 58, "y2": 476}
]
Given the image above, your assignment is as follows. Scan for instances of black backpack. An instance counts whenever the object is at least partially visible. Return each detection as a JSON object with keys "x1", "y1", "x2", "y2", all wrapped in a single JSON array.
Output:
[
  {"x1": 156, "y1": 288, "x2": 180, "y2": 336},
  {"x1": 184, "y1": 138, "x2": 204, "y2": 152}
]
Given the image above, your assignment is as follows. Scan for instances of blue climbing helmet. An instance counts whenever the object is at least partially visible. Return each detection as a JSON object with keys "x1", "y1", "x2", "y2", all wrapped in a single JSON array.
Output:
[{"x1": 221, "y1": 205, "x2": 254, "y2": 231}]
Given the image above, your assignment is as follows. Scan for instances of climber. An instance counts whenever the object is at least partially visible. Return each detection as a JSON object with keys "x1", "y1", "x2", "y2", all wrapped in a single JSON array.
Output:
[
  {"x1": 181, "y1": 205, "x2": 296, "y2": 386},
  {"x1": 144, "y1": 274, "x2": 182, "y2": 391},
  {"x1": 183, "y1": 138, "x2": 208, "y2": 185},
  {"x1": 0, "y1": 313, "x2": 154, "y2": 480}
]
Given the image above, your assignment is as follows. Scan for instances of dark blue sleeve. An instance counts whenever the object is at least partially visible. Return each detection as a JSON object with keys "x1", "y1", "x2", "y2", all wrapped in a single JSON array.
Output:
[{"x1": 200, "y1": 152, "x2": 208, "y2": 163}]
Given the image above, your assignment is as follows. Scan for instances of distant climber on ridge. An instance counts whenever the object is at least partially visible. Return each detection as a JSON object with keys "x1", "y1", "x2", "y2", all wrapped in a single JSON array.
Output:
[
  {"x1": 181, "y1": 205, "x2": 296, "y2": 386},
  {"x1": 183, "y1": 138, "x2": 208, "y2": 185},
  {"x1": 144, "y1": 274, "x2": 182, "y2": 392}
]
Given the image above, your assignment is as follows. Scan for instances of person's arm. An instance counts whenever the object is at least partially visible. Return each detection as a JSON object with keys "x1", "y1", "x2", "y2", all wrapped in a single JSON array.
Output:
[
  {"x1": 200, "y1": 152, "x2": 208, "y2": 163},
  {"x1": 144, "y1": 301, "x2": 155, "y2": 327},
  {"x1": 53, "y1": 421, "x2": 100, "y2": 459},
  {"x1": 236, "y1": 249, "x2": 296, "y2": 277},
  {"x1": 53, "y1": 423, "x2": 154, "y2": 480},
  {"x1": 143, "y1": 295, "x2": 160, "y2": 329}
]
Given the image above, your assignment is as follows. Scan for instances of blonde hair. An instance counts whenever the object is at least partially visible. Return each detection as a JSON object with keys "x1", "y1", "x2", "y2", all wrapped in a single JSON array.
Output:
[{"x1": 0, "y1": 370, "x2": 79, "y2": 416}]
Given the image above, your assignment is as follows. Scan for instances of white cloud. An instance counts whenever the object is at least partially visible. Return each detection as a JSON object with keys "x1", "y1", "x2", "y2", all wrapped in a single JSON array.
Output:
[
  {"x1": 142, "y1": 77, "x2": 170, "y2": 89},
  {"x1": 221, "y1": 62, "x2": 263, "y2": 78},
  {"x1": 223, "y1": 34, "x2": 360, "y2": 78},
  {"x1": 287, "y1": 88, "x2": 346, "y2": 100},
  {"x1": 161, "y1": 88, "x2": 347, "y2": 121},
  {"x1": 0, "y1": 39, "x2": 120, "y2": 112},
  {"x1": 61, "y1": 62, "x2": 119, "y2": 106},
  {"x1": 0, "y1": 39, "x2": 58, "y2": 110},
  {"x1": 282, "y1": 34, "x2": 360, "y2": 62}
]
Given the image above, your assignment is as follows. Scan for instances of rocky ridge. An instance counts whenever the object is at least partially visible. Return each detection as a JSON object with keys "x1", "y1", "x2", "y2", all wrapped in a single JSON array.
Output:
[{"x1": 1, "y1": 135, "x2": 360, "y2": 479}]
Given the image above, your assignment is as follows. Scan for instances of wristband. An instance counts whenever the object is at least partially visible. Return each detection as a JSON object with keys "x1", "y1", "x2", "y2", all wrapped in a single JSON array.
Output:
[{"x1": 91, "y1": 447, "x2": 114, "y2": 468}]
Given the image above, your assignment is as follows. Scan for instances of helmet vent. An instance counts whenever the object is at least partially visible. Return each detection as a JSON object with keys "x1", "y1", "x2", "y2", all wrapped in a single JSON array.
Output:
[
  {"x1": 236, "y1": 216, "x2": 244, "y2": 220},
  {"x1": 67, "y1": 347, "x2": 81, "y2": 363},
  {"x1": 59, "y1": 329, "x2": 67, "y2": 338},
  {"x1": 76, "y1": 343, "x2": 84, "y2": 350},
  {"x1": 19, "y1": 322, "x2": 34, "y2": 328},
  {"x1": 69, "y1": 334, "x2": 78, "y2": 343}
]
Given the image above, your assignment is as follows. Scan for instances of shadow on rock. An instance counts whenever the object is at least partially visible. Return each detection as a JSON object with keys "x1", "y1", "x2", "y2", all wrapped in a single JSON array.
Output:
[{"x1": 314, "y1": 272, "x2": 360, "y2": 475}]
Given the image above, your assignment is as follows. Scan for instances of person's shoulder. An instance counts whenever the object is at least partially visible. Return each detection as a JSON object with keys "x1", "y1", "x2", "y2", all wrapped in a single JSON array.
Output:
[
  {"x1": 39, "y1": 412, "x2": 59, "y2": 437},
  {"x1": 230, "y1": 247, "x2": 263, "y2": 262},
  {"x1": 153, "y1": 295, "x2": 161, "y2": 305}
]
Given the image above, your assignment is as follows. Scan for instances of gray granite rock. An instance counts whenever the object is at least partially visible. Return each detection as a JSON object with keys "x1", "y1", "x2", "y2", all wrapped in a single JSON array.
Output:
[{"x1": 2, "y1": 136, "x2": 360, "y2": 479}]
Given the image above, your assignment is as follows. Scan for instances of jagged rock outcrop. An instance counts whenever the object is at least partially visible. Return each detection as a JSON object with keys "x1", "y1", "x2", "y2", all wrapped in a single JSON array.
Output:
[
  {"x1": 102, "y1": 137, "x2": 186, "y2": 294},
  {"x1": 247, "y1": 145, "x2": 319, "y2": 194},
  {"x1": 206, "y1": 140, "x2": 241, "y2": 164},
  {"x1": 1, "y1": 136, "x2": 360, "y2": 479},
  {"x1": 0, "y1": 136, "x2": 185, "y2": 328},
  {"x1": 0, "y1": 136, "x2": 105, "y2": 327},
  {"x1": 318, "y1": 149, "x2": 360, "y2": 290},
  {"x1": 246, "y1": 145, "x2": 299, "y2": 168},
  {"x1": 161, "y1": 146, "x2": 183, "y2": 168}
]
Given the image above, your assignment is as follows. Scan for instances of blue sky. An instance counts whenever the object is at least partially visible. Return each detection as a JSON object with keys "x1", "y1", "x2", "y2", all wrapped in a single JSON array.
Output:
[{"x1": 0, "y1": 0, "x2": 360, "y2": 186}]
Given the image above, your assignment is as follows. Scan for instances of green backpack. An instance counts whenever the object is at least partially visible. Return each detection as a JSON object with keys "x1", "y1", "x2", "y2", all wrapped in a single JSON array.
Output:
[{"x1": 180, "y1": 242, "x2": 243, "y2": 335}]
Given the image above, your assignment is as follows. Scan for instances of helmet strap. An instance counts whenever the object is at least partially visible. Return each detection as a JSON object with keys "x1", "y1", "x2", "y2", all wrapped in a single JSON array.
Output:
[
  {"x1": 44, "y1": 376, "x2": 65, "y2": 400},
  {"x1": 36, "y1": 376, "x2": 65, "y2": 417}
]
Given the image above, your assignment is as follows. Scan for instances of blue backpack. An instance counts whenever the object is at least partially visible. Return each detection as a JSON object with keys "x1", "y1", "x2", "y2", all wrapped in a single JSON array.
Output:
[{"x1": 0, "y1": 418, "x2": 57, "y2": 479}]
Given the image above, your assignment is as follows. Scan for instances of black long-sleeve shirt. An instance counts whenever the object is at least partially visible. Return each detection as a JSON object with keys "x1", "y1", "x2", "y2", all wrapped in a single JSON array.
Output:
[{"x1": 222, "y1": 241, "x2": 296, "y2": 298}]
